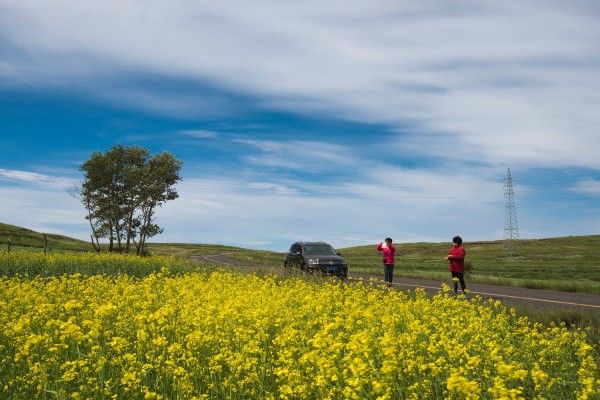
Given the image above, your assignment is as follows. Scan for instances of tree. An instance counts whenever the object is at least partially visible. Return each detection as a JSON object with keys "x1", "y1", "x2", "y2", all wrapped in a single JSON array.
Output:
[
  {"x1": 135, "y1": 152, "x2": 182, "y2": 255},
  {"x1": 79, "y1": 145, "x2": 182, "y2": 254}
]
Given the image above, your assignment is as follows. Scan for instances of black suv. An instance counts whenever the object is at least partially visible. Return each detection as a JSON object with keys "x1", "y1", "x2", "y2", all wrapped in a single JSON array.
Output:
[{"x1": 284, "y1": 241, "x2": 348, "y2": 278}]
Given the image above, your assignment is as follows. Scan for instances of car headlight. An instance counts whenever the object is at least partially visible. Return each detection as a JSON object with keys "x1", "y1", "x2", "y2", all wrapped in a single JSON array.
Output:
[{"x1": 308, "y1": 259, "x2": 319, "y2": 265}]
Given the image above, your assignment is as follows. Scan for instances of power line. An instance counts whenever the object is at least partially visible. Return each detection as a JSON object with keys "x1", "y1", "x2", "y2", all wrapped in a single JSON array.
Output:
[{"x1": 503, "y1": 168, "x2": 520, "y2": 256}]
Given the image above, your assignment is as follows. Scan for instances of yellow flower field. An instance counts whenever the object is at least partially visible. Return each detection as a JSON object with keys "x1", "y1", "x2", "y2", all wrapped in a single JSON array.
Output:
[
  {"x1": 0, "y1": 254, "x2": 598, "y2": 399},
  {"x1": 0, "y1": 251, "x2": 198, "y2": 277}
]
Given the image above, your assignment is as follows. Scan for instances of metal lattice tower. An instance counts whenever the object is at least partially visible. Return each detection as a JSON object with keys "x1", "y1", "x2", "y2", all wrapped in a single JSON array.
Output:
[{"x1": 503, "y1": 168, "x2": 520, "y2": 256}]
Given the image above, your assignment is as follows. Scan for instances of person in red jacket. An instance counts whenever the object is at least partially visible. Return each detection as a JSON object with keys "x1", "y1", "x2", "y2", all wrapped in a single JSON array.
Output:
[
  {"x1": 445, "y1": 235, "x2": 466, "y2": 295},
  {"x1": 377, "y1": 237, "x2": 396, "y2": 287}
]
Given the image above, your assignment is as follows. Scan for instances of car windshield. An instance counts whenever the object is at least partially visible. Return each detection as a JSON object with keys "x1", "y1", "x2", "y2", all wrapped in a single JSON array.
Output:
[{"x1": 303, "y1": 244, "x2": 337, "y2": 256}]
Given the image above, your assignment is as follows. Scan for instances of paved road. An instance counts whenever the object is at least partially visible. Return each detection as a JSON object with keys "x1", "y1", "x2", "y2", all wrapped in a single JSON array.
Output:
[
  {"x1": 196, "y1": 253, "x2": 600, "y2": 311},
  {"x1": 363, "y1": 275, "x2": 600, "y2": 310},
  {"x1": 199, "y1": 253, "x2": 249, "y2": 266}
]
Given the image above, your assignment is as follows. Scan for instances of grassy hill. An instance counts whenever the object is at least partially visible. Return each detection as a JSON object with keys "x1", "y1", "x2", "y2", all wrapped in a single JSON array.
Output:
[
  {"x1": 340, "y1": 236, "x2": 600, "y2": 293},
  {"x1": 224, "y1": 236, "x2": 600, "y2": 294},
  {"x1": 2, "y1": 222, "x2": 599, "y2": 293},
  {"x1": 146, "y1": 242, "x2": 258, "y2": 258},
  {"x1": 0, "y1": 222, "x2": 262, "y2": 259},
  {"x1": 0, "y1": 222, "x2": 247, "y2": 256},
  {"x1": 0, "y1": 222, "x2": 91, "y2": 252}
]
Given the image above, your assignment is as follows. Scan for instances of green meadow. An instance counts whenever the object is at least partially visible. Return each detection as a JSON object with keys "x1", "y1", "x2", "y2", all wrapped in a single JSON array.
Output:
[{"x1": 2, "y1": 222, "x2": 600, "y2": 293}]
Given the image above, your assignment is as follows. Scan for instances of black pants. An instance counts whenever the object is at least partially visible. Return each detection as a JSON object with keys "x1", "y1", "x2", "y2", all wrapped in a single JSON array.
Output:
[
  {"x1": 451, "y1": 271, "x2": 466, "y2": 293},
  {"x1": 384, "y1": 263, "x2": 394, "y2": 284}
]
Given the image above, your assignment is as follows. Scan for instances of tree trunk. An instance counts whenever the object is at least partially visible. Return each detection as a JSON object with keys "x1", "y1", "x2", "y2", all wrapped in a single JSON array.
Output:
[
  {"x1": 132, "y1": 235, "x2": 140, "y2": 254},
  {"x1": 85, "y1": 197, "x2": 101, "y2": 253},
  {"x1": 137, "y1": 222, "x2": 146, "y2": 255},
  {"x1": 138, "y1": 205, "x2": 154, "y2": 255},
  {"x1": 125, "y1": 205, "x2": 135, "y2": 253},
  {"x1": 114, "y1": 215, "x2": 123, "y2": 252},
  {"x1": 90, "y1": 235, "x2": 100, "y2": 252},
  {"x1": 108, "y1": 187, "x2": 115, "y2": 252},
  {"x1": 108, "y1": 220, "x2": 114, "y2": 253},
  {"x1": 143, "y1": 205, "x2": 155, "y2": 252}
]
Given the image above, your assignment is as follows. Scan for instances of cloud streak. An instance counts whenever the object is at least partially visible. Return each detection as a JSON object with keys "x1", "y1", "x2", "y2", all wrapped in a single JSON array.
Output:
[
  {"x1": 1, "y1": 165, "x2": 597, "y2": 250},
  {"x1": 180, "y1": 130, "x2": 219, "y2": 139},
  {"x1": 1, "y1": 0, "x2": 599, "y2": 169},
  {"x1": 0, "y1": 178, "x2": 86, "y2": 237},
  {"x1": 236, "y1": 139, "x2": 356, "y2": 172},
  {"x1": 0, "y1": 168, "x2": 77, "y2": 187},
  {"x1": 571, "y1": 180, "x2": 600, "y2": 197},
  {"x1": 0, "y1": 164, "x2": 503, "y2": 248}
]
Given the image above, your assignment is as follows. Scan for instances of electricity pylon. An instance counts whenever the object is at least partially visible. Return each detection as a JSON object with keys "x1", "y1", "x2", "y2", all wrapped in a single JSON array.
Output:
[{"x1": 503, "y1": 168, "x2": 520, "y2": 256}]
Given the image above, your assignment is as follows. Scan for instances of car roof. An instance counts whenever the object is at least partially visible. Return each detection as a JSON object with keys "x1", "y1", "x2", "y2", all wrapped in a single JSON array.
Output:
[{"x1": 295, "y1": 241, "x2": 331, "y2": 246}]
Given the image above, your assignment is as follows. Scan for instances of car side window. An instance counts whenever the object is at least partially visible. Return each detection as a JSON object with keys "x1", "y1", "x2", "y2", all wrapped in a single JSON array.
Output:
[{"x1": 291, "y1": 244, "x2": 301, "y2": 254}]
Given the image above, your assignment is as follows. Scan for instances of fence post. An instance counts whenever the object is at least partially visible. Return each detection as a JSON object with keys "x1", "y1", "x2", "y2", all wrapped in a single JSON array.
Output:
[
  {"x1": 7, "y1": 238, "x2": 11, "y2": 253},
  {"x1": 43, "y1": 234, "x2": 48, "y2": 255}
]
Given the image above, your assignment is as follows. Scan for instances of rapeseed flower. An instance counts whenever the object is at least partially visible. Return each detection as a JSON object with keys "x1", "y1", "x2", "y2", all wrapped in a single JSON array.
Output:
[{"x1": 0, "y1": 252, "x2": 598, "y2": 399}]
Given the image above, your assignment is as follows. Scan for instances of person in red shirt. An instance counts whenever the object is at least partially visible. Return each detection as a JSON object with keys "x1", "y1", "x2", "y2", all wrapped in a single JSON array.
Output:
[
  {"x1": 445, "y1": 235, "x2": 467, "y2": 295},
  {"x1": 377, "y1": 237, "x2": 396, "y2": 287}
]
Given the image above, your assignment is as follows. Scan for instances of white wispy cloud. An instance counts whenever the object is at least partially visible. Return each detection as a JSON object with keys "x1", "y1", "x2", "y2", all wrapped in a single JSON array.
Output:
[
  {"x1": 236, "y1": 139, "x2": 356, "y2": 171},
  {"x1": 340, "y1": 166, "x2": 502, "y2": 203},
  {"x1": 0, "y1": 182, "x2": 87, "y2": 238},
  {"x1": 1, "y1": 1, "x2": 599, "y2": 169},
  {"x1": 571, "y1": 179, "x2": 600, "y2": 197},
  {"x1": 0, "y1": 168, "x2": 77, "y2": 187},
  {"x1": 154, "y1": 164, "x2": 508, "y2": 249},
  {"x1": 179, "y1": 129, "x2": 219, "y2": 139},
  {"x1": 0, "y1": 166, "x2": 596, "y2": 250},
  {"x1": 246, "y1": 182, "x2": 300, "y2": 196}
]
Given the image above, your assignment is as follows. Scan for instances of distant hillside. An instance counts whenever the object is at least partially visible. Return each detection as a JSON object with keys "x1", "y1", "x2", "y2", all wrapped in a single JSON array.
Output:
[
  {"x1": 0, "y1": 222, "x2": 249, "y2": 256},
  {"x1": 0, "y1": 222, "x2": 92, "y2": 252},
  {"x1": 2, "y1": 221, "x2": 599, "y2": 293},
  {"x1": 340, "y1": 235, "x2": 600, "y2": 293},
  {"x1": 146, "y1": 242, "x2": 258, "y2": 258}
]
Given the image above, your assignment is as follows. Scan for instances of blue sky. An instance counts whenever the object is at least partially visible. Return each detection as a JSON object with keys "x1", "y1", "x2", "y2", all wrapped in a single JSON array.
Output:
[{"x1": 1, "y1": 0, "x2": 600, "y2": 250}]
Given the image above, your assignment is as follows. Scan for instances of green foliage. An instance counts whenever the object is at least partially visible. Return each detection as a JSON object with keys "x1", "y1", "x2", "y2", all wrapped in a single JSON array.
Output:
[
  {"x1": 79, "y1": 145, "x2": 182, "y2": 254},
  {"x1": 464, "y1": 261, "x2": 474, "y2": 275}
]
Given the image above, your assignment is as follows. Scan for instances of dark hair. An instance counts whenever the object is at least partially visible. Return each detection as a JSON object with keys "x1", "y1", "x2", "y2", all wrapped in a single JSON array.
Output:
[
  {"x1": 452, "y1": 236, "x2": 462, "y2": 245},
  {"x1": 385, "y1": 237, "x2": 392, "y2": 243}
]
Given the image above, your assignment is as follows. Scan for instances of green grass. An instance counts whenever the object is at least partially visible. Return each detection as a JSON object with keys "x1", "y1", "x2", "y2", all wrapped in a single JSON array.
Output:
[
  {"x1": 0, "y1": 222, "x2": 91, "y2": 252},
  {"x1": 0, "y1": 223, "x2": 250, "y2": 257},
  {"x1": 223, "y1": 236, "x2": 600, "y2": 294},
  {"x1": 2, "y1": 221, "x2": 600, "y2": 293},
  {"x1": 155, "y1": 237, "x2": 600, "y2": 294},
  {"x1": 0, "y1": 251, "x2": 219, "y2": 278},
  {"x1": 145, "y1": 242, "x2": 250, "y2": 257},
  {"x1": 224, "y1": 248, "x2": 283, "y2": 264},
  {"x1": 339, "y1": 236, "x2": 600, "y2": 294}
]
